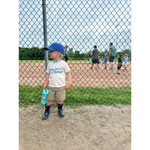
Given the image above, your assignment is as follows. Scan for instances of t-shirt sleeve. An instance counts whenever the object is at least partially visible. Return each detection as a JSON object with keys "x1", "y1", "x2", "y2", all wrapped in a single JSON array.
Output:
[
  {"x1": 64, "y1": 62, "x2": 71, "y2": 73},
  {"x1": 46, "y1": 63, "x2": 50, "y2": 74}
]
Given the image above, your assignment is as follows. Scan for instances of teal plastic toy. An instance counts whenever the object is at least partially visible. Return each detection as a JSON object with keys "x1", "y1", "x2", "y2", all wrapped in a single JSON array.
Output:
[{"x1": 41, "y1": 89, "x2": 49, "y2": 104}]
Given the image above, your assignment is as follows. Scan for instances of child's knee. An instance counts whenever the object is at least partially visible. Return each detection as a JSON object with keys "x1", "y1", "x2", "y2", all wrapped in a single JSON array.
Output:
[
  {"x1": 47, "y1": 100, "x2": 53, "y2": 105},
  {"x1": 57, "y1": 101, "x2": 63, "y2": 104},
  {"x1": 47, "y1": 100, "x2": 53, "y2": 102}
]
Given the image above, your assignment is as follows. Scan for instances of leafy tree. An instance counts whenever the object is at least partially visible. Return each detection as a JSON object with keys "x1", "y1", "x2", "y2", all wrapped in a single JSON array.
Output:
[
  {"x1": 19, "y1": 46, "x2": 131, "y2": 60},
  {"x1": 74, "y1": 50, "x2": 80, "y2": 59},
  {"x1": 68, "y1": 48, "x2": 73, "y2": 53}
]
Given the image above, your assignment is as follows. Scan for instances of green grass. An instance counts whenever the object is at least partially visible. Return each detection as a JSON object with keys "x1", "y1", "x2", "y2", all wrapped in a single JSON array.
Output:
[{"x1": 19, "y1": 85, "x2": 131, "y2": 107}]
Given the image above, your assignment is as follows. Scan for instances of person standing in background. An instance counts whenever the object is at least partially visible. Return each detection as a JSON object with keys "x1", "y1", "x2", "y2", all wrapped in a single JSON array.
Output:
[
  {"x1": 64, "y1": 45, "x2": 69, "y2": 63},
  {"x1": 97, "y1": 56, "x2": 100, "y2": 68},
  {"x1": 90, "y1": 45, "x2": 99, "y2": 70},
  {"x1": 109, "y1": 43, "x2": 116, "y2": 70},
  {"x1": 104, "y1": 53, "x2": 108, "y2": 69},
  {"x1": 88, "y1": 53, "x2": 91, "y2": 63}
]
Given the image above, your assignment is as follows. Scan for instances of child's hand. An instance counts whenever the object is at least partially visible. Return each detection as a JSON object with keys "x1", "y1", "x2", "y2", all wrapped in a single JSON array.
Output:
[
  {"x1": 43, "y1": 83, "x2": 48, "y2": 89},
  {"x1": 66, "y1": 81, "x2": 71, "y2": 89},
  {"x1": 118, "y1": 63, "x2": 121, "y2": 66}
]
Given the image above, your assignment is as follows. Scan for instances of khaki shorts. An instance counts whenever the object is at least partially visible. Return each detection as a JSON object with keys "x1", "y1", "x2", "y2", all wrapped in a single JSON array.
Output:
[{"x1": 47, "y1": 86, "x2": 66, "y2": 101}]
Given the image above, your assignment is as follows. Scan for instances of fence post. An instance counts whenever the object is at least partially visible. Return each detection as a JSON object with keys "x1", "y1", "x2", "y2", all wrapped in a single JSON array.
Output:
[{"x1": 42, "y1": 0, "x2": 48, "y2": 71}]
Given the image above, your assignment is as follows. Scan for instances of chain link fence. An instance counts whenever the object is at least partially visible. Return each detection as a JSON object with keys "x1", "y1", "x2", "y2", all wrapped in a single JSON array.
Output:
[{"x1": 19, "y1": 0, "x2": 131, "y2": 105}]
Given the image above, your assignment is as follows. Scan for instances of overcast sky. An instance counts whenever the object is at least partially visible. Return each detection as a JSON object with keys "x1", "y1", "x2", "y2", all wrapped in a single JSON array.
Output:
[{"x1": 19, "y1": 0, "x2": 131, "y2": 52}]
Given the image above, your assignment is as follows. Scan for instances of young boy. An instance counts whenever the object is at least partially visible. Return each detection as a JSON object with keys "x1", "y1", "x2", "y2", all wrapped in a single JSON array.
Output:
[
  {"x1": 104, "y1": 53, "x2": 108, "y2": 69},
  {"x1": 43, "y1": 43, "x2": 71, "y2": 120},
  {"x1": 117, "y1": 54, "x2": 122, "y2": 75},
  {"x1": 123, "y1": 53, "x2": 128, "y2": 72},
  {"x1": 97, "y1": 56, "x2": 100, "y2": 68},
  {"x1": 88, "y1": 53, "x2": 91, "y2": 63}
]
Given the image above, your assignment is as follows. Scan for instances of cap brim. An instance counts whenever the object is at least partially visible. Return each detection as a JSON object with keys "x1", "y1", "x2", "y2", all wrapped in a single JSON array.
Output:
[{"x1": 44, "y1": 47, "x2": 55, "y2": 51}]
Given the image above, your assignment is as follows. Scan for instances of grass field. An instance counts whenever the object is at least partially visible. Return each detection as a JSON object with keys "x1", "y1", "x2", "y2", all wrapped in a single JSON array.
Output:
[{"x1": 19, "y1": 84, "x2": 131, "y2": 107}]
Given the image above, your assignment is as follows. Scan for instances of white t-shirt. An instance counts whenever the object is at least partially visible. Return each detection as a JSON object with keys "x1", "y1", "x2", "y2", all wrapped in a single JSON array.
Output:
[{"x1": 46, "y1": 60, "x2": 71, "y2": 87}]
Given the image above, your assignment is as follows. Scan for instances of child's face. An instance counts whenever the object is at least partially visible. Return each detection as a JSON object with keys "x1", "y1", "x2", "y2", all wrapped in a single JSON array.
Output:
[
  {"x1": 49, "y1": 50, "x2": 60, "y2": 59},
  {"x1": 118, "y1": 55, "x2": 120, "y2": 58}
]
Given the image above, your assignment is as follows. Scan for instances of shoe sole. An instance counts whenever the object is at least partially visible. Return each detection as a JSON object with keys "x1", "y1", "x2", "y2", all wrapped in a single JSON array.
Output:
[
  {"x1": 59, "y1": 115, "x2": 64, "y2": 118},
  {"x1": 58, "y1": 114, "x2": 64, "y2": 118},
  {"x1": 42, "y1": 117, "x2": 48, "y2": 120}
]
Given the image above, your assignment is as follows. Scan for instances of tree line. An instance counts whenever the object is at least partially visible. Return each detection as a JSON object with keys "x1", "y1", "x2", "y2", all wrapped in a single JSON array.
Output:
[{"x1": 19, "y1": 47, "x2": 131, "y2": 60}]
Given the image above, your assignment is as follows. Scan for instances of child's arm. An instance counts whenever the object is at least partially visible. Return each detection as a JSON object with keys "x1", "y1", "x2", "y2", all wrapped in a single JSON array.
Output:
[
  {"x1": 43, "y1": 74, "x2": 49, "y2": 89},
  {"x1": 66, "y1": 71, "x2": 71, "y2": 89}
]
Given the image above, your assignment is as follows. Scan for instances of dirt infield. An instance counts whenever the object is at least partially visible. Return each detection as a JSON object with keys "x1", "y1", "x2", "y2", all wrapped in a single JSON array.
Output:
[
  {"x1": 19, "y1": 104, "x2": 131, "y2": 150},
  {"x1": 19, "y1": 61, "x2": 131, "y2": 87}
]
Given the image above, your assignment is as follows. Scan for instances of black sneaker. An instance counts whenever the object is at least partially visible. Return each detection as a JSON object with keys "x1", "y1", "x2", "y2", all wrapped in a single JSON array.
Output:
[{"x1": 42, "y1": 112, "x2": 49, "y2": 120}]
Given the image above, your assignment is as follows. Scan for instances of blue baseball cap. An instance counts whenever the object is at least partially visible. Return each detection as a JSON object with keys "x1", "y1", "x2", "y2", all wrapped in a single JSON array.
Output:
[{"x1": 44, "y1": 43, "x2": 64, "y2": 55}]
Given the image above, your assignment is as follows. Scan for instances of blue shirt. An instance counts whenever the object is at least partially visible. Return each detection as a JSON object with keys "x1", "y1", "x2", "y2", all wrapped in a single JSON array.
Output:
[
  {"x1": 104, "y1": 56, "x2": 108, "y2": 62},
  {"x1": 124, "y1": 57, "x2": 128, "y2": 63}
]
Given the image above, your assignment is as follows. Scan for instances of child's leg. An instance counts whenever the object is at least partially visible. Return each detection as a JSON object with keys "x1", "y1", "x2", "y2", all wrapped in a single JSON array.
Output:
[
  {"x1": 47, "y1": 100, "x2": 53, "y2": 106},
  {"x1": 125, "y1": 64, "x2": 127, "y2": 70},
  {"x1": 117, "y1": 65, "x2": 119, "y2": 74},
  {"x1": 123, "y1": 64, "x2": 125, "y2": 71},
  {"x1": 117, "y1": 65, "x2": 121, "y2": 74},
  {"x1": 105, "y1": 62, "x2": 107, "y2": 69},
  {"x1": 92, "y1": 63, "x2": 94, "y2": 69},
  {"x1": 56, "y1": 87, "x2": 66, "y2": 117},
  {"x1": 57, "y1": 101, "x2": 64, "y2": 117},
  {"x1": 42, "y1": 88, "x2": 55, "y2": 120},
  {"x1": 118, "y1": 66, "x2": 121, "y2": 74},
  {"x1": 57, "y1": 101, "x2": 63, "y2": 104},
  {"x1": 91, "y1": 61, "x2": 94, "y2": 69},
  {"x1": 89, "y1": 58, "x2": 91, "y2": 63},
  {"x1": 42, "y1": 100, "x2": 53, "y2": 120}
]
